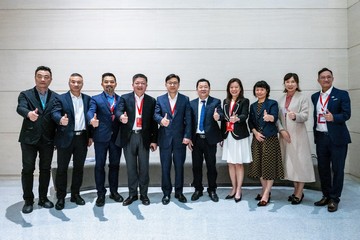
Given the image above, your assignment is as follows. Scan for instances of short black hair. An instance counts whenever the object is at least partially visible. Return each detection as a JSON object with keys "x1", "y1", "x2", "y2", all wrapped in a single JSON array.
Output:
[
  {"x1": 70, "y1": 73, "x2": 83, "y2": 78},
  {"x1": 132, "y1": 73, "x2": 148, "y2": 83},
  {"x1": 165, "y1": 74, "x2": 180, "y2": 83},
  {"x1": 35, "y1": 66, "x2": 52, "y2": 77},
  {"x1": 318, "y1": 68, "x2": 333, "y2": 77},
  {"x1": 253, "y1": 80, "x2": 270, "y2": 98},
  {"x1": 102, "y1": 72, "x2": 116, "y2": 82},
  {"x1": 196, "y1": 78, "x2": 210, "y2": 88}
]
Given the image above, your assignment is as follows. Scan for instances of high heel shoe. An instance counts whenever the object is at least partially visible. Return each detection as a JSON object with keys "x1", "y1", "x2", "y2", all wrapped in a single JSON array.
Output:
[
  {"x1": 257, "y1": 193, "x2": 271, "y2": 207},
  {"x1": 291, "y1": 193, "x2": 304, "y2": 205},
  {"x1": 225, "y1": 193, "x2": 235, "y2": 199},
  {"x1": 234, "y1": 194, "x2": 242, "y2": 203},
  {"x1": 288, "y1": 194, "x2": 295, "y2": 202},
  {"x1": 255, "y1": 192, "x2": 271, "y2": 201}
]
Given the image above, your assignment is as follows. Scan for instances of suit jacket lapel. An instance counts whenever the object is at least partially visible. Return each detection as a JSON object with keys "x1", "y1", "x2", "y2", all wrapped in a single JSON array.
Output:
[{"x1": 65, "y1": 92, "x2": 75, "y2": 119}]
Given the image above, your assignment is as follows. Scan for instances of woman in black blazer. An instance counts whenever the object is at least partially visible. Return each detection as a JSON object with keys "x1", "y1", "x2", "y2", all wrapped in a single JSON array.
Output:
[{"x1": 221, "y1": 78, "x2": 252, "y2": 202}]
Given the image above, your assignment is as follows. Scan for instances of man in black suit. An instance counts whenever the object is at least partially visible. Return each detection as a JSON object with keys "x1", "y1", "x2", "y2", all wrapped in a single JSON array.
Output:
[
  {"x1": 51, "y1": 73, "x2": 93, "y2": 210},
  {"x1": 115, "y1": 74, "x2": 158, "y2": 206},
  {"x1": 16, "y1": 66, "x2": 58, "y2": 213},
  {"x1": 188, "y1": 79, "x2": 224, "y2": 202},
  {"x1": 312, "y1": 68, "x2": 351, "y2": 212}
]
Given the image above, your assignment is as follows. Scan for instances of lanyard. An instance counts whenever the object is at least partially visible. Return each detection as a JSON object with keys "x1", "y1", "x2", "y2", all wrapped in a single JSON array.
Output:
[
  {"x1": 136, "y1": 98, "x2": 144, "y2": 115},
  {"x1": 171, "y1": 103, "x2": 176, "y2": 115},
  {"x1": 320, "y1": 94, "x2": 330, "y2": 112}
]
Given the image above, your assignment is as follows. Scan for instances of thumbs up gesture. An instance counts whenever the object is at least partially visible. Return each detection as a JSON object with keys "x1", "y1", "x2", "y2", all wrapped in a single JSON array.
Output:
[
  {"x1": 213, "y1": 108, "x2": 220, "y2": 121},
  {"x1": 161, "y1": 113, "x2": 170, "y2": 127},
  {"x1": 263, "y1": 109, "x2": 274, "y2": 122},
  {"x1": 120, "y1": 111, "x2": 128, "y2": 124},
  {"x1": 229, "y1": 112, "x2": 238, "y2": 123},
  {"x1": 90, "y1": 113, "x2": 99, "y2": 128},
  {"x1": 28, "y1": 108, "x2": 39, "y2": 122},
  {"x1": 60, "y1": 113, "x2": 69, "y2": 126}
]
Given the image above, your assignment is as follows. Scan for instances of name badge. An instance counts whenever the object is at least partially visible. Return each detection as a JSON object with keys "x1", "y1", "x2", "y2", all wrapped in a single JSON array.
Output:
[
  {"x1": 136, "y1": 116, "x2": 142, "y2": 127},
  {"x1": 318, "y1": 114, "x2": 326, "y2": 123},
  {"x1": 226, "y1": 122, "x2": 234, "y2": 132}
]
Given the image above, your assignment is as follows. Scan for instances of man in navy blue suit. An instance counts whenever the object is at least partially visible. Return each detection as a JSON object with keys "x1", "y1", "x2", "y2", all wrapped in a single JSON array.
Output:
[
  {"x1": 154, "y1": 74, "x2": 192, "y2": 205},
  {"x1": 87, "y1": 72, "x2": 123, "y2": 207},
  {"x1": 312, "y1": 68, "x2": 351, "y2": 212},
  {"x1": 51, "y1": 73, "x2": 93, "y2": 210},
  {"x1": 188, "y1": 79, "x2": 223, "y2": 202}
]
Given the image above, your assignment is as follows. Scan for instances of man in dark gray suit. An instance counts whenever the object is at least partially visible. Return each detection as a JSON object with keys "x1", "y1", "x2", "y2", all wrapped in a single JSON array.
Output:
[
  {"x1": 188, "y1": 79, "x2": 224, "y2": 202},
  {"x1": 116, "y1": 73, "x2": 158, "y2": 206},
  {"x1": 51, "y1": 73, "x2": 93, "y2": 210},
  {"x1": 16, "y1": 66, "x2": 58, "y2": 213}
]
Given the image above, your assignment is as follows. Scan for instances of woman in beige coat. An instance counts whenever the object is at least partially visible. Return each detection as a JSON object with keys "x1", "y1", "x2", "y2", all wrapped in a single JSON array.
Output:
[{"x1": 277, "y1": 73, "x2": 315, "y2": 204}]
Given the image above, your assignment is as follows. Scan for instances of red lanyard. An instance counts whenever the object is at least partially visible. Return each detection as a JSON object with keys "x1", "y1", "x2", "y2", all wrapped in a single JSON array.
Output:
[
  {"x1": 229, "y1": 101, "x2": 236, "y2": 116},
  {"x1": 320, "y1": 94, "x2": 330, "y2": 111},
  {"x1": 171, "y1": 103, "x2": 176, "y2": 115},
  {"x1": 136, "y1": 98, "x2": 144, "y2": 115}
]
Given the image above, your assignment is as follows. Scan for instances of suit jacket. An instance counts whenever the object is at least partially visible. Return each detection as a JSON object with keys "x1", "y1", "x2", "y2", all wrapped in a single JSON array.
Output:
[
  {"x1": 154, "y1": 92, "x2": 192, "y2": 148},
  {"x1": 17, "y1": 87, "x2": 58, "y2": 145},
  {"x1": 311, "y1": 87, "x2": 351, "y2": 145},
  {"x1": 115, "y1": 92, "x2": 158, "y2": 149},
  {"x1": 190, "y1": 96, "x2": 223, "y2": 145},
  {"x1": 248, "y1": 98, "x2": 279, "y2": 138},
  {"x1": 51, "y1": 91, "x2": 92, "y2": 148},
  {"x1": 86, "y1": 92, "x2": 121, "y2": 143},
  {"x1": 221, "y1": 98, "x2": 250, "y2": 140}
]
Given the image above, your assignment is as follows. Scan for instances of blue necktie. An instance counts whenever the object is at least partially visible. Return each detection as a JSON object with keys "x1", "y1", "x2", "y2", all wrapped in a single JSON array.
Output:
[{"x1": 199, "y1": 100, "x2": 206, "y2": 131}]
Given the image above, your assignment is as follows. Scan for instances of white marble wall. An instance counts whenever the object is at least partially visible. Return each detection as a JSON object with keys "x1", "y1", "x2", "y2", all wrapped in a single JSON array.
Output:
[{"x1": 0, "y1": 1, "x2": 354, "y2": 175}]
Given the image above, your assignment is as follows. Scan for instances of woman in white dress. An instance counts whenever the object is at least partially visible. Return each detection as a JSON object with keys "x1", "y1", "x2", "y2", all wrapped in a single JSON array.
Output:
[
  {"x1": 221, "y1": 78, "x2": 252, "y2": 202},
  {"x1": 277, "y1": 73, "x2": 315, "y2": 204}
]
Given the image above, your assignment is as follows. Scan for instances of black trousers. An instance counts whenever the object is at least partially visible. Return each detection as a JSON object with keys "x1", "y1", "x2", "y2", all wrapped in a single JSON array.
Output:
[
  {"x1": 55, "y1": 133, "x2": 88, "y2": 199},
  {"x1": 21, "y1": 140, "x2": 54, "y2": 201},
  {"x1": 191, "y1": 135, "x2": 218, "y2": 192}
]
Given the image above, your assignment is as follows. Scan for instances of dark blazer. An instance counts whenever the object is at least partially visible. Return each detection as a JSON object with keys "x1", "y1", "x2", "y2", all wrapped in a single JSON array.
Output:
[
  {"x1": 86, "y1": 92, "x2": 121, "y2": 143},
  {"x1": 115, "y1": 92, "x2": 158, "y2": 149},
  {"x1": 221, "y1": 98, "x2": 250, "y2": 140},
  {"x1": 190, "y1": 96, "x2": 223, "y2": 145},
  {"x1": 311, "y1": 87, "x2": 351, "y2": 145},
  {"x1": 248, "y1": 98, "x2": 279, "y2": 138},
  {"x1": 17, "y1": 87, "x2": 58, "y2": 144},
  {"x1": 51, "y1": 91, "x2": 92, "y2": 148},
  {"x1": 154, "y1": 93, "x2": 192, "y2": 148}
]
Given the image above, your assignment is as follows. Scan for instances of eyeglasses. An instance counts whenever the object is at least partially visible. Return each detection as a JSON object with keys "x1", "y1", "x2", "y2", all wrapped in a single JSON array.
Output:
[{"x1": 167, "y1": 81, "x2": 179, "y2": 86}]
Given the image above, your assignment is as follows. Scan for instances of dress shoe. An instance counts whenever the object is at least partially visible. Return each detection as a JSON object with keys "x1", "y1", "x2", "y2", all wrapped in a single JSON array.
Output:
[
  {"x1": 327, "y1": 199, "x2": 338, "y2": 212},
  {"x1": 109, "y1": 192, "x2": 124, "y2": 202},
  {"x1": 255, "y1": 192, "x2": 271, "y2": 201},
  {"x1": 291, "y1": 193, "x2": 304, "y2": 205},
  {"x1": 38, "y1": 197, "x2": 54, "y2": 208},
  {"x1": 140, "y1": 195, "x2": 150, "y2": 206},
  {"x1": 175, "y1": 193, "x2": 187, "y2": 203},
  {"x1": 55, "y1": 198, "x2": 65, "y2": 210},
  {"x1": 225, "y1": 193, "x2": 235, "y2": 200},
  {"x1": 191, "y1": 190, "x2": 203, "y2": 201},
  {"x1": 235, "y1": 194, "x2": 242, "y2": 203},
  {"x1": 314, "y1": 196, "x2": 329, "y2": 206},
  {"x1": 22, "y1": 200, "x2": 34, "y2": 214},
  {"x1": 288, "y1": 194, "x2": 295, "y2": 202},
  {"x1": 70, "y1": 194, "x2": 85, "y2": 205},
  {"x1": 208, "y1": 191, "x2": 219, "y2": 202},
  {"x1": 122, "y1": 195, "x2": 138, "y2": 206},
  {"x1": 96, "y1": 195, "x2": 105, "y2": 207},
  {"x1": 162, "y1": 195, "x2": 170, "y2": 205}
]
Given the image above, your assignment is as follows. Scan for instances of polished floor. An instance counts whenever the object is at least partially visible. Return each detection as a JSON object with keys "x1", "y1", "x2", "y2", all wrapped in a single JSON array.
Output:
[{"x1": 1, "y1": 174, "x2": 359, "y2": 240}]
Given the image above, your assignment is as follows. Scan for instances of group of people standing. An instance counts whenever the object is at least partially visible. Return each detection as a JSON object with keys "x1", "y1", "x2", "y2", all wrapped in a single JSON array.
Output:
[{"x1": 16, "y1": 66, "x2": 351, "y2": 214}]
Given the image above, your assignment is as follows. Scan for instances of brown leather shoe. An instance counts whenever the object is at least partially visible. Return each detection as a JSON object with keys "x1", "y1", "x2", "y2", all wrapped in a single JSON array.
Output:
[
  {"x1": 328, "y1": 200, "x2": 338, "y2": 212},
  {"x1": 314, "y1": 196, "x2": 329, "y2": 206}
]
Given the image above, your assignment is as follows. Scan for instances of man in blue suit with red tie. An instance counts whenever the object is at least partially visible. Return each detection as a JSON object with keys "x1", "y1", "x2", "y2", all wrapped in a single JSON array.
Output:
[
  {"x1": 154, "y1": 74, "x2": 192, "y2": 205},
  {"x1": 188, "y1": 79, "x2": 224, "y2": 202},
  {"x1": 312, "y1": 68, "x2": 351, "y2": 212},
  {"x1": 87, "y1": 72, "x2": 123, "y2": 207}
]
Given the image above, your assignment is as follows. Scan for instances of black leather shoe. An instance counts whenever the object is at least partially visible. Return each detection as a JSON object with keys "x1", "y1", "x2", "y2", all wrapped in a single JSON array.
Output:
[
  {"x1": 288, "y1": 194, "x2": 295, "y2": 202},
  {"x1": 55, "y1": 198, "x2": 65, "y2": 210},
  {"x1": 22, "y1": 200, "x2": 34, "y2": 214},
  {"x1": 122, "y1": 195, "x2": 138, "y2": 206},
  {"x1": 38, "y1": 197, "x2": 54, "y2": 208},
  {"x1": 70, "y1": 194, "x2": 85, "y2": 205},
  {"x1": 291, "y1": 193, "x2": 304, "y2": 205},
  {"x1": 96, "y1": 195, "x2": 105, "y2": 207},
  {"x1": 235, "y1": 194, "x2": 242, "y2": 203},
  {"x1": 109, "y1": 192, "x2": 124, "y2": 202},
  {"x1": 225, "y1": 193, "x2": 235, "y2": 200},
  {"x1": 328, "y1": 199, "x2": 338, "y2": 212},
  {"x1": 140, "y1": 195, "x2": 150, "y2": 206},
  {"x1": 191, "y1": 190, "x2": 203, "y2": 201},
  {"x1": 208, "y1": 191, "x2": 219, "y2": 202},
  {"x1": 314, "y1": 196, "x2": 329, "y2": 206},
  {"x1": 162, "y1": 195, "x2": 170, "y2": 205},
  {"x1": 175, "y1": 193, "x2": 187, "y2": 203}
]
